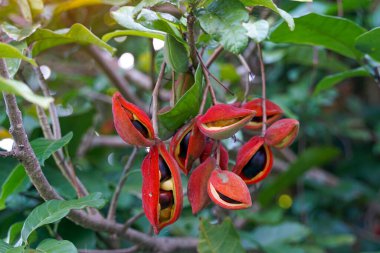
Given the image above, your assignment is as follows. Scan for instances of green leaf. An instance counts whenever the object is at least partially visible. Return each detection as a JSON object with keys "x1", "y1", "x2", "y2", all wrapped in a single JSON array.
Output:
[
  {"x1": 355, "y1": 27, "x2": 380, "y2": 61},
  {"x1": 197, "y1": 0, "x2": 249, "y2": 54},
  {"x1": 241, "y1": 0, "x2": 295, "y2": 30},
  {"x1": 243, "y1": 19, "x2": 269, "y2": 43},
  {"x1": 111, "y1": 7, "x2": 166, "y2": 36},
  {"x1": 102, "y1": 30, "x2": 165, "y2": 42},
  {"x1": 21, "y1": 193, "x2": 105, "y2": 242},
  {"x1": 158, "y1": 66, "x2": 203, "y2": 132},
  {"x1": 27, "y1": 24, "x2": 116, "y2": 56},
  {"x1": 270, "y1": 13, "x2": 366, "y2": 60},
  {"x1": 164, "y1": 34, "x2": 189, "y2": 73},
  {"x1": 258, "y1": 147, "x2": 340, "y2": 206},
  {"x1": 315, "y1": 234, "x2": 355, "y2": 248},
  {"x1": 0, "y1": 165, "x2": 29, "y2": 211},
  {"x1": 17, "y1": 0, "x2": 32, "y2": 22},
  {"x1": 5, "y1": 222, "x2": 24, "y2": 245},
  {"x1": 253, "y1": 222, "x2": 310, "y2": 247},
  {"x1": 0, "y1": 241, "x2": 12, "y2": 253},
  {"x1": 198, "y1": 218, "x2": 245, "y2": 253},
  {"x1": 0, "y1": 76, "x2": 54, "y2": 109},
  {"x1": 0, "y1": 42, "x2": 36, "y2": 66},
  {"x1": 313, "y1": 67, "x2": 371, "y2": 95},
  {"x1": 30, "y1": 132, "x2": 73, "y2": 166},
  {"x1": 53, "y1": 0, "x2": 130, "y2": 15},
  {"x1": 36, "y1": 239, "x2": 78, "y2": 253},
  {"x1": 1, "y1": 22, "x2": 41, "y2": 41},
  {"x1": 5, "y1": 246, "x2": 24, "y2": 253},
  {"x1": 4, "y1": 42, "x2": 28, "y2": 78}
]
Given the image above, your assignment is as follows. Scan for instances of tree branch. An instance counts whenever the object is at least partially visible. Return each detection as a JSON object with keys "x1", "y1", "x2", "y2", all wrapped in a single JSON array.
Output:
[{"x1": 187, "y1": 13, "x2": 198, "y2": 67}]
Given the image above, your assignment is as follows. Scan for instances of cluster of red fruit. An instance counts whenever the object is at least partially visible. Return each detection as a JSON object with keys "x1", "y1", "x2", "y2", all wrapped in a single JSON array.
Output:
[{"x1": 112, "y1": 92, "x2": 299, "y2": 234}]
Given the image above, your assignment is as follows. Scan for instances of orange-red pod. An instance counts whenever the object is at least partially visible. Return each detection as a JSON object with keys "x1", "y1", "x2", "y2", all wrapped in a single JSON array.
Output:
[
  {"x1": 265, "y1": 118, "x2": 300, "y2": 149},
  {"x1": 200, "y1": 139, "x2": 229, "y2": 171},
  {"x1": 187, "y1": 157, "x2": 216, "y2": 214},
  {"x1": 170, "y1": 119, "x2": 206, "y2": 175},
  {"x1": 232, "y1": 136, "x2": 273, "y2": 185},
  {"x1": 112, "y1": 92, "x2": 155, "y2": 147},
  {"x1": 207, "y1": 169, "x2": 252, "y2": 210},
  {"x1": 197, "y1": 104, "x2": 255, "y2": 140},
  {"x1": 242, "y1": 98, "x2": 283, "y2": 130},
  {"x1": 141, "y1": 142, "x2": 183, "y2": 234}
]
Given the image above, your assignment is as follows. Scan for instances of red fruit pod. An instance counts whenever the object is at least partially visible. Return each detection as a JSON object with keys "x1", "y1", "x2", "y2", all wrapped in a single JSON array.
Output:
[
  {"x1": 242, "y1": 98, "x2": 283, "y2": 130},
  {"x1": 265, "y1": 118, "x2": 300, "y2": 149},
  {"x1": 141, "y1": 142, "x2": 183, "y2": 234},
  {"x1": 112, "y1": 92, "x2": 155, "y2": 147},
  {"x1": 187, "y1": 157, "x2": 216, "y2": 214},
  {"x1": 200, "y1": 139, "x2": 229, "y2": 171},
  {"x1": 170, "y1": 119, "x2": 206, "y2": 175},
  {"x1": 232, "y1": 136, "x2": 273, "y2": 185},
  {"x1": 197, "y1": 104, "x2": 255, "y2": 140},
  {"x1": 207, "y1": 169, "x2": 252, "y2": 210}
]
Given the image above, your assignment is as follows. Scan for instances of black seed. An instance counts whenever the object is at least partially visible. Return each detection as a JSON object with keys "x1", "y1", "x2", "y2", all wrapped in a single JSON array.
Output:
[
  {"x1": 159, "y1": 156, "x2": 171, "y2": 182},
  {"x1": 217, "y1": 191, "x2": 241, "y2": 204},
  {"x1": 159, "y1": 190, "x2": 174, "y2": 209},
  {"x1": 179, "y1": 131, "x2": 191, "y2": 158},
  {"x1": 251, "y1": 116, "x2": 263, "y2": 123},
  {"x1": 131, "y1": 120, "x2": 149, "y2": 138},
  {"x1": 242, "y1": 146, "x2": 267, "y2": 179}
]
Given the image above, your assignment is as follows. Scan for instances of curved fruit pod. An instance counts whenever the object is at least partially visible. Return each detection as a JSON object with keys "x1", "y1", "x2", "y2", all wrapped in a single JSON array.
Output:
[
  {"x1": 141, "y1": 142, "x2": 183, "y2": 234},
  {"x1": 207, "y1": 169, "x2": 252, "y2": 210},
  {"x1": 197, "y1": 104, "x2": 255, "y2": 140},
  {"x1": 170, "y1": 119, "x2": 206, "y2": 175},
  {"x1": 187, "y1": 157, "x2": 216, "y2": 214},
  {"x1": 200, "y1": 139, "x2": 229, "y2": 171},
  {"x1": 242, "y1": 98, "x2": 283, "y2": 130},
  {"x1": 265, "y1": 118, "x2": 300, "y2": 149},
  {"x1": 232, "y1": 136, "x2": 273, "y2": 185},
  {"x1": 112, "y1": 92, "x2": 155, "y2": 147}
]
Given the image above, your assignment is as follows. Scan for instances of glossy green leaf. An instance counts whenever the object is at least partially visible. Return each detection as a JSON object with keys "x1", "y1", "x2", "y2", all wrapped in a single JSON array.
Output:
[
  {"x1": 270, "y1": 13, "x2": 366, "y2": 59},
  {"x1": 21, "y1": 193, "x2": 105, "y2": 242},
  {"x1": 27, "y1": 24, "x2": 116, "y2": 56},
  {"x1": 5, "y1": 246, "x2": 24, "y2": 253},
  {"x1": 0, "y1": 76, "x2": 53, "y2": 108},
  {"x1": 0, "y1": 240, "x2": 12, "y2": 252},
  {"x1": 198, "y1": 218, "x2": 245, "y2": 253},
  {"x1": 30, "y1": 132, "x2": 73, "y2": 166},
  {"x1": 313, "y1": 67, "x2": 371, "y2": 95},
  {"x1": 253, "y1": 222, "x2": 310, "y2": 247},
  {"x1": 164, "y1": 34, "x2": 189, "y2": 73},
  {"x1": 1, "y1": 22, "x2": 40, "y2": 41},
  {"x1": 4, "y1": 222, "x2": 23, "y2": 245},
  {"x1": 355, "y1": 28, "x2": 380, "y2": 61},
  {"x1": 241, "y1": 0, "x2": 294, "y2": 30},
  {"x1": 4, "y1": 42, "x2": 28, "y2": 78},
  {"x1": 315, "y1": 234, "x2": 355, "y2": 248},
  {"x1": 243, "y1": 19, "x2": 269, "y2": 43},
  {"x1": 36, "y1": 239, "x2": 78, "y2": 253},
  {"x1": 0, "y1": 165, "x2": 29, "y2": 211},
  {"x1": 158, "y1": 66, "x2": 203, "y2": 132},
  {"x1": 259, "y1": 147, "x2": 340, "y2": 206},
  {"x1": 0, "y1": 42, "x2": 36, "y2": 66},
  {"x1": 102, "y1": 30, "x2": 165, "y2": 42},
  {"x1": 197, "y1": 0, "x2": 249, "y2": 54}
]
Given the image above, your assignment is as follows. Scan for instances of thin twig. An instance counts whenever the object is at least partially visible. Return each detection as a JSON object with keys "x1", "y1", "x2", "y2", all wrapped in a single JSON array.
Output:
[
  {"x1": 205, "y1": 45, "x2": 223, "y2": 68},
  {"x1": 0, "y1": 150, "x2": 16, "y2": 158},
  {"x1": 196, "y1": 51, "x2": 217, "y2": 105},
  {"x1": 152, "y1": 62, "x2": 166, "y2": 136},
  {"x1": 257, "y1": 44, "x2": 267, "y2": 135},
  {"x1": 122, "y1": 210, "x2": 145, "y2": 233},
  {"x1": 337, "y1": 0, "x2": 343, "y2": 17},
  {"x1": 107, "y1": 147, "x2": 139, "y2": 221}
]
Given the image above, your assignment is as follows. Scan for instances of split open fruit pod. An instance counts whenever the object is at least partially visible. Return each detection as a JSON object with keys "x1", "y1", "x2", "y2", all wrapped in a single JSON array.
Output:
[
  {"x1": 242, "y1": 98, "x2": 283, "y2": 130},
  {"x1": 187, "y1": 157, "x2": 216, "y2": 214},
  {"x1": 232, "y1": 136, "x2": 273, "y2": 185},
  {"x1": 141, "y1": 142, "x2": 183, "y2": 234},
  {"x1": 170, "y1": 119, "x2": 206, "y2": 175},
  {"x1": 207, "y1": 169, "x2": 252, "y2": 210},
  {"x1": 112, "y1": 92, "x2": 155, "y2": 147},
  {"x1": 265, "y1": 118, "x2": 300, "y2": 149},
  {"x1": 197, "y1": 104, "x2": 255, "y2": 140}
]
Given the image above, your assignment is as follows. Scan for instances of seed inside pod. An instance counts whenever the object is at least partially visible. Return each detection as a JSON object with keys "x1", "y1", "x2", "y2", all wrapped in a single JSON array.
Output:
[
  {"x1": 159, "y1": 156, "x2": 171, "y2": 182},
  {"x1": 217, "y1": 191, "x2": 242, "y2": 204},
  {"x1": 131, "y1": 119, "x2": 149, "y2": 138},
  {"x1": 179, "y1": 131, "x2": 191, "y2": 158},
  {"x1": 241, "y1": 145, "x2": 266, "y2": 179},
  {"x1": 159, "y1": 190, "x2": 174, "y2": 210}
]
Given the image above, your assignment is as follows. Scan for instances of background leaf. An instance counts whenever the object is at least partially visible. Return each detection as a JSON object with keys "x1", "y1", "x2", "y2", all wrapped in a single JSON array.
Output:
[
  {"x1": 197, "y1": 0, "x2": 249, "y2": 54},
  {"x1": 270, "y1": 13, "x2": 366, "y2": 59},
  {"x1": 164, "y1": 34, "x2": 189, "y2": 73},
  {"x1": 355, "y1": 28, "x2": 380, "y2": 61},
  {"x1": 21, "y1": 193, "x2": 105, "y2": 242},
  {"x1": 27, "y1": 24, "x2": 116, "y2": 56},
  {"x1": 0, "y1": 42, "x2": 36, "y2": 66},
  {"x1": 243, "y1": 19, "x2": 269, "y2": 42},
  {"x1": 198, "y1": 218, "x2": 245, "y2": 253},
  {"x1": 0, "y1": 76, "x2": 53, "y2": 108},
  {"x1": 36, "y1": 239, "x2": 78, "y2": 253}
]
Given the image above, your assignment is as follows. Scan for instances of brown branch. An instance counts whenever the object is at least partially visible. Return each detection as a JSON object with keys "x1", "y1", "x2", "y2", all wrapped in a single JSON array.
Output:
[
  {"x1": 122, "y1": 210, "x2": 145, "y2": 233},
  {"x1": 205, "y1": 45, "x2": 223, "y2": 68},
  {"x1": 0, "y1": 150, "x2": 16, "y2": 158},
  {"x1": 1, "y1": 58, "x2": 198, "y2": 253},
  {"x1": 152, "y1": 62, "x2": 166, "y2": 135},
  {"x1": 187, "y1": 13, "x2": 198, "y2": 67},
  {"x1": 107, "y1": 147, "x2": 138, "y2": 221},
  {"x1": 257, "y1": 44, "x2": 267, "y2": 135}
]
